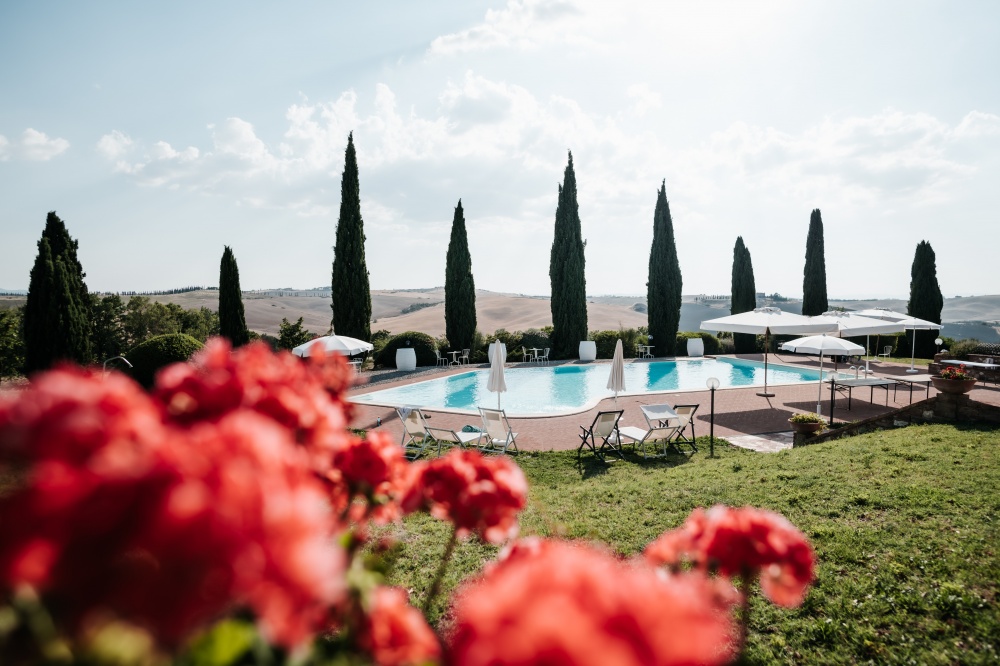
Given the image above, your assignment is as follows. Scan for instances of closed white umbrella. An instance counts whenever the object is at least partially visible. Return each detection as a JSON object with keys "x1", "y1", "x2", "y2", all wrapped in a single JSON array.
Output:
[
  {"x1": 781, "y1": 335, "x2": 865, "y2": 415},
  {"x1": 487, "y1": 342, "x2": 507, "y2": 409},
  {"x1": 701, "y1": 307, "x2": 838, "y2": 398},
  {"x1": 607, "y1": 339, "x2": 626, "y2": 407},
  {"x1": 292, "y1": 335, "x2": 374, "y2": 357}
]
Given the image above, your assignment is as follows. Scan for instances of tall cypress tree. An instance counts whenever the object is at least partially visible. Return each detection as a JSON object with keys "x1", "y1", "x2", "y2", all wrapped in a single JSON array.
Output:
[
  {"x1": 23, "y1": 211, "x2": 92, "y2": 373},
  {"x1": 331, "y1": 132, "x2": 372, "y2": 341},
  {"x1": 731, "y1": 236, "x2": 757, "y2": 354},
  {"x1": 906, "y1": 240, "x2": 944, "y2": 359},
  {"x1": 549, "y1": 152, "x2": 588, "y2": 359},
  {"x1": 444, "y1": 199, "x2": 477, "y2": 351},
  {"x1": 218, "y1": 246, "x2": 250, "y2": 347},
  {"x1": 802, "y1": 208, "x2": 828, "y2": 316},
  {"x1": 646, "y1": 180, "x2": 683, "y2": 356}
]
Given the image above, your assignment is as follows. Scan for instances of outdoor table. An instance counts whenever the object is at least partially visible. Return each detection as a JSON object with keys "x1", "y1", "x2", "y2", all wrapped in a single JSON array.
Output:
[
  {"x1": 893, "y1": 374, "x2": 934, "y2": 404},
  {"x1": 638, "y1": 345, "x2": 654, "y2": 359},
  {"x1": 529, "y1": 348, "x2": 542, "y2": 362},
  {"x1": 640, "y1": 403, "x2": 678, "y2": 427},
  {"x1": 448, "y1": 351, "x2": 461, "y2": 366},
  {"x1": 941, "y1": 359, "x2": 996, "y2": 370},
  {"x1": 826, "y1": 377, "x2": 896, "y2": 409}
]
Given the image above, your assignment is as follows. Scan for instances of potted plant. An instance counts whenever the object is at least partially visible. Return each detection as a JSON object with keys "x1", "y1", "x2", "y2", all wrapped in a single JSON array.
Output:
[
  {"x1": 931, "y1": 364, "x2": 977, "y2": 395},
  {"x1": 788, "y1": 412, "x2": 826, "y2": 434}
]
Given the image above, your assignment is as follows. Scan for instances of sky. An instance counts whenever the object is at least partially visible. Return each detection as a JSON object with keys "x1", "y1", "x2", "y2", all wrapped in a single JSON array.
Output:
[{"x1": 1, "y1": 1, "x2": 998, "y2": 299}]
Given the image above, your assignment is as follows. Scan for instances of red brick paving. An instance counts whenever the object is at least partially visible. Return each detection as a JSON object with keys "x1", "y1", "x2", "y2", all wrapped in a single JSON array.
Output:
[{"x1": 349, "y1": 355, "x2": 1000, "y2": 453}]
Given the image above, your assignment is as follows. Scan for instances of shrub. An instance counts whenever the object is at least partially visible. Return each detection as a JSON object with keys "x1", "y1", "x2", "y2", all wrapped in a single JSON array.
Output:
[
  {"x1": 373, "y1": 331, "x2": 438, "y2": 368},
  {"x1": 127, "y1": 333, "x2": 203, "y2": 388},
  {"x1": 948, "y1": 338, "x2": 980, "y2": 359},
  {"x1": 371, "y1": 329, "x2": 392, "y2": 356},
  {"x1": 789, "y1": 412, "x2": 826, "y2": 424},
  {"x1": 675, "y1": 331, "x2": 721, "y2": 356},
  {"x1": 519, "y1": 329, "x2": 552, "y2": 357}
]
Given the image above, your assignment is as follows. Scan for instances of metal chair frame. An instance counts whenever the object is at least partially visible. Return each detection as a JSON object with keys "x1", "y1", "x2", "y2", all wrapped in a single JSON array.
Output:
[
  {"x1": 477, "y1": 407, "x2": 519, "y2": 455},
  {"x1": 578, "y1": 410, "x2": 625, "y2": 462}
]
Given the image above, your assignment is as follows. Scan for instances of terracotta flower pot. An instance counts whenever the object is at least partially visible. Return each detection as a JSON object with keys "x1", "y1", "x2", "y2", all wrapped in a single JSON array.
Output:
[
  {"x1": 788, "y1": 419, "x2": 825, "y2": 434},
  {"x1": 931, "y1": 377, "x2": 977, "y2": 395}
]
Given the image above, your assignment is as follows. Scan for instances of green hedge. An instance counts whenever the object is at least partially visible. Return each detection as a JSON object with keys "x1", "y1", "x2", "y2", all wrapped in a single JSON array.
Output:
[
  {"x1": 127, "y1": 333, "x2": 203, "y2": 388},
  {"x1": 674, "y1": 332, "x2": 721, "y2": 356},
  {"x1": 374, "y1": 332, "x2": 438, "y2": 368},
  {"x1": 484, "y1": 329, "x2": 552, "y2": 362}
]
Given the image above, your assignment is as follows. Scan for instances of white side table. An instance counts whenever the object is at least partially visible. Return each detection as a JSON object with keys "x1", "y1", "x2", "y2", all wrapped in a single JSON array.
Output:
[
  {"x1": 395, "y1": 347, "x2": 417, "y2": 371},
  {"x1": 579, "y1": 340, "x2": 597, "y2": 362}
]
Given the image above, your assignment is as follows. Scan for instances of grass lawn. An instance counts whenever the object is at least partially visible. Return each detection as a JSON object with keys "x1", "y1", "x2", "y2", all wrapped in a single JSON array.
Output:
[{"x1": 384, "y1": 424, "x2": 1000, "y2": 665}]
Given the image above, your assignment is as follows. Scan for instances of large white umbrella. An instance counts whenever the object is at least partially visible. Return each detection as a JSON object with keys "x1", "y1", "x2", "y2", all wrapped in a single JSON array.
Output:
[
  {"x1": 896, "y1": 316, "x2": 943, "y2": 373},
  {"x1": 852, "y1": 307, "x2": 910, "y2": 321},
  {"x1": 701, "y1": 307, "x2": 838, "y2": 397},
  {"x1": 292, "y1": 335, "x2": 373, "y2": 357},
  {"x1": 487, "y1": 341, "x2": 507, "y2": 409},
  {"x1": 812, "y1": 311, "x2": 906, "y2": 375},
  {"x1": 607, "y1": 338, "x2": 626, "y2": 407},
  {"x1": 780, "y1": 335, "x2": 865, "y2": 415}
]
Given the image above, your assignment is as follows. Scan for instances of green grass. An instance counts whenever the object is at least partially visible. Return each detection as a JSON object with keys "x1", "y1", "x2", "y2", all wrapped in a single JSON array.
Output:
[{"x1": 384, "y1": 424, "x2": 1000, "y2": 665}]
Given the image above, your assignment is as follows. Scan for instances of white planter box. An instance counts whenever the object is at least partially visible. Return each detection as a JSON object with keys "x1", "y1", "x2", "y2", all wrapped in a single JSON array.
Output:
[
  {"x1": 687, "y1": 337, "x2": 705, "y2": 357},
  {"x1": 395, "y1": 347, "x2": 417, "y2": 371},
  {"x1": 579, "y1": 340, "x2": 597, "y2": 362}
]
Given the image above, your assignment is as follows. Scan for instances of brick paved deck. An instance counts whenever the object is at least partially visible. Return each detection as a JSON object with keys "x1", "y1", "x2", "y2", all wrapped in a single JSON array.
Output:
[{"x1": 349, "y1": 355, "x2": 1000, "y2": 454}]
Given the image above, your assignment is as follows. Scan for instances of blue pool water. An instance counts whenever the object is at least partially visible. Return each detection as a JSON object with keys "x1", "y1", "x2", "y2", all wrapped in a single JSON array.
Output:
[{"x1": 352, "y1": 358, "x2": 830, "y2": 416}]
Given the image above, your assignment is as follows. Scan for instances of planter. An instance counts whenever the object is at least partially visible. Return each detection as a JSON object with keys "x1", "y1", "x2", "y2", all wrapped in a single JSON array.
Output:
[
  {"x1": 579, "y1": 341, "x2": 597, "y2": 362},
  {"x1": 788, "y1": 419, "x2": 825, "y2": 435},
  {"x1": 395, "y1": 347, "x2": 416, "y2": 371},
  {"x1": 931, "y1": 376, "x2": 976, "y2": 395},
  {"x1": 687, "y1": 337, "x2": 705, "y2": 357}
]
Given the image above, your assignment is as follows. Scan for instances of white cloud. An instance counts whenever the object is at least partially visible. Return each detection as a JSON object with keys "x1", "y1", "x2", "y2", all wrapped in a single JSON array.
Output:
[
  {"x1": 97, "y1": 130, "x2": 133, "y2": 160},
  {"x1": 626, "y1": 83, "x2": 661, "y2": 117},
  {"x1": 0, "y1": 135, "x2": 9, "y2": 161},
  {"x1": 19, "y1": 128, "x2": 70, "y2": 160},
  {"x1": 429, "y1": 0, "x2": 588, "y2": 55}
]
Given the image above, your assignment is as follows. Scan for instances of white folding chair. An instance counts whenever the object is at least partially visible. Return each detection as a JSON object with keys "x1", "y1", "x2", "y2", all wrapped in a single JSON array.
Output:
[
  {"x1": 578, "y1": 410, "x2": 624, "y2": 462},
  {"x1": 477, "y1": 407, "x2": 519, "y2": 455},
  {"x1": 396, "y1": 407, "x2": 435, "y2": 460},
  {"x1": 426, "y1": 426, "x2": 482, "y2": 455}
]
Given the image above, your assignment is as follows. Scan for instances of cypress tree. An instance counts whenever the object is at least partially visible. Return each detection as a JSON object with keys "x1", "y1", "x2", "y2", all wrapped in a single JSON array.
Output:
[
  {"x1": 23, "y1": 211, "x2": 92, "y2": 373},
  {"x1": 730, "y1": 236, "x2": 758, "y2": 354},
  {"x1": 801, "y1": 208, "x2": 828, "y2": 316},
  {"x1": 444, "y1": 199, "x2": 477, "y2": 351},
  {"x1": 331, "y1": 132, "x2": 372, "y2": 341},
  {"x1": 218, "y1": 246, "x2": 250, "y2": 347},
  {"x1": 906, "y1": 240, "x2": 944, "y2": 359},
  {"x1": 549, "y1": 152, "x2": 588, "y2": 359},
  {"x1": 646, "y1": 180, "x2": 683, "y2": 356}
]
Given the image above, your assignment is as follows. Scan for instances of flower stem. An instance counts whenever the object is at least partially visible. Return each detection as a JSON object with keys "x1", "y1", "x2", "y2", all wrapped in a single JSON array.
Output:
[
  {"x1": 422, "y1": 527, "x2": 458, "y2": 615},
  {"x1": 738, "y1": 571, "x2": 753, "y2": 653}
]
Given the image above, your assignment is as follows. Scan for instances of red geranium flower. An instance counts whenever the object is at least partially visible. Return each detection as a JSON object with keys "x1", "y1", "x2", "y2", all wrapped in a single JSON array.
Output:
[
  {"x1": 645, "y1": 506, "x2": 815, "y2": 608},
  {"x1": 328, "y1": 430, "x2": 411, "y2": 524},
  {"x1": 359, "y1": 587, "x2": 441, "y2": 666},
  {"x1": 402, "y1": 450, "x2": 527, "y2": 544},
  {"x1": 449, "y1": 538, "x2": 737, "y2": 666}
]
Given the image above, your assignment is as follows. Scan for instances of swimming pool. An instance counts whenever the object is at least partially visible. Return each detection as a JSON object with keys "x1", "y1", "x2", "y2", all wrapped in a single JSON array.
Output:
[{"x1": 351, "y1": 358, "x2": 833, "y2": 416}]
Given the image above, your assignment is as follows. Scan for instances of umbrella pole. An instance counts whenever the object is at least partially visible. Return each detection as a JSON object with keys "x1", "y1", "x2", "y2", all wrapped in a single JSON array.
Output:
[
  {"x1": 907, "y1": 328, "x2": 918, "y2": 373},
  {"x1": 816, "y1": 354, "x2": 824, "y2": 415},
  {"x1": 865, "y1": 334, "x2": 871, "y2": 375},
  {"x1": 757, "y1": 330, "x2": 775, "y2": 398}
]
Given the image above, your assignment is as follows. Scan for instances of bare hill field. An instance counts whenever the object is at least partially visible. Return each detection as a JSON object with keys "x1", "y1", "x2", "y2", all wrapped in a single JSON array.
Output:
[{"x1": 2, "y1": 290, "x2": 997, "y2": 341}]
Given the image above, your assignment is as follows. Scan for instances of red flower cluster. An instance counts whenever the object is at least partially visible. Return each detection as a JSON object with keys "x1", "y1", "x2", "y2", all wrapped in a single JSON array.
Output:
[
  {"x1": 328, "y1": 429, "x2": 411, "y2": 524},
  {"x1": 402, "y1": 449, "x2": 527, "y2": 544},
  {"x1": 939, "y1": 364, "x2": 972, "y2": 381},
  {"x1": 448, "y1": 538, "x2": 737, "y2": 666},
  {"x1": 644, "y1": 505, "x2": 815, "y2": 607},
  {"x1": 0, "y1": 344, "x2": 351, "y2": 647},
  {"x1": 359, "y1": 587, "x2": 441, "y2": 666}
]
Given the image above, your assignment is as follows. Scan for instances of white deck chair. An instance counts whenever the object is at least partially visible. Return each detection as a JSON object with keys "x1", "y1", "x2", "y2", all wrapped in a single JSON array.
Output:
[
  {"x1": 670, "y1": 404, "x2": 699, "y2": 452},
  {"x1": 478, "y1": 407, "x2": 519, "y2": 455},
  {"x1": 426, "y1": 426, "x2": 482, "y2": 455},
  {"x1": 578, "y1": 410, "x2": 624, "y2": 462},
  {"x1": 618, "y1": 420, "x2": 684, "y2": 459},
  {"x1": 396, "y1": 407, "x2": 436, "y2": 460}
]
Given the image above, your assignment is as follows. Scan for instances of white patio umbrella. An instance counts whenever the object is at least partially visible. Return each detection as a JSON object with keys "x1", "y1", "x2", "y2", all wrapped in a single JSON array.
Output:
[
  {"x1": 607, "y1": 339, "x2": 626, "y2": 407},
  {"x1": 813, "y1": 311, "x2": 906, "y2": 375},
  {"x1": 487, "y1": 341, "x2": 507, "y2": 409},
  {"x1": 292, "y1": 335, "x2": 374, "y2": 357},
  {"x1": 896, "y1": 316, "x2": 943, "y2": 373},
  {"x1": 701, "y1": 307, "x2": 838, "y2": 398},
  {"x1": 780, "y1": 335, "x2": 865, "y2": 415}
]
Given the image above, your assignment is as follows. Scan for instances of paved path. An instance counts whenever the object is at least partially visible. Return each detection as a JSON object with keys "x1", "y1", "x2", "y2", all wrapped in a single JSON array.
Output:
[{"x1": 349, "y1": 355, "x2": 1000, "y2": 454}]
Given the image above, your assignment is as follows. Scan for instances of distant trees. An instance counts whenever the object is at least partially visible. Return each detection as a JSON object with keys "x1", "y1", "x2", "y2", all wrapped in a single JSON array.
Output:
[
  {"x1": 91, "y1": 293, "x2": 128, "y2": 361},
  {"x1": 906, "y1": 240, "x2": 944, "y2": 359},
  {"x1": 444, "y1": 200, "x2": 477, "y2": 351},
  {"x1": 23, "y1": 212, "x2": 93, "y2": 373},
  {"x1": 331, "y1": 132, "x2": 372, "y2": 341},
  {"x1": 278, "y1": 317, "x2": 314, "y2": 351},
  {"x1": 802, "y1": 209, "x2": 828, "y2": 316},
  {"x1": 219, "y1": 246, "x2": 250, "y2": 347},
  {"x1": 646, "y1": 181, "x2": 683, "y2": 357},
  {"x1": 730, "y1": 236, "x2": 758, "y2": 354},
  {"x1": 0, "y1": 307, "x2": 25, "y2": 381},
  {"x1": 549, "y1": 152, "x2": 588, "y2": 359}
]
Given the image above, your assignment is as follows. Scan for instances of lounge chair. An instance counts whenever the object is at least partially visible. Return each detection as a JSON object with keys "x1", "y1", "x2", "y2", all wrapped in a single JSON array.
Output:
[
  {"x1": 434, "y1": 349, "x2": 449, "y2": 367},
  {"x1": 396, "y1": 407, "x2": 436, "y2": 460},
  {"x1": 426, "y1": 426, "x2": 482, "y2": 455},
  {"x1": 670, "y1": 404, "x2": 699, "y2": 452},
  {"x1": 618, "y1": 420, "x2": 684, "y2": 459},
  {"x1": 578, "y1": 410, "x2": 624, "y2": 462},
  {"x1": 477, "y1": 407, "x2": 519, "y2": 455}
]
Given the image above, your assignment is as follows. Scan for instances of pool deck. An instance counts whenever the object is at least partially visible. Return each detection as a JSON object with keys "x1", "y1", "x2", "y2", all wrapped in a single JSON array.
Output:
[{"x1": 349, "y1": 354, "x2": 1000, "y2": 453}]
